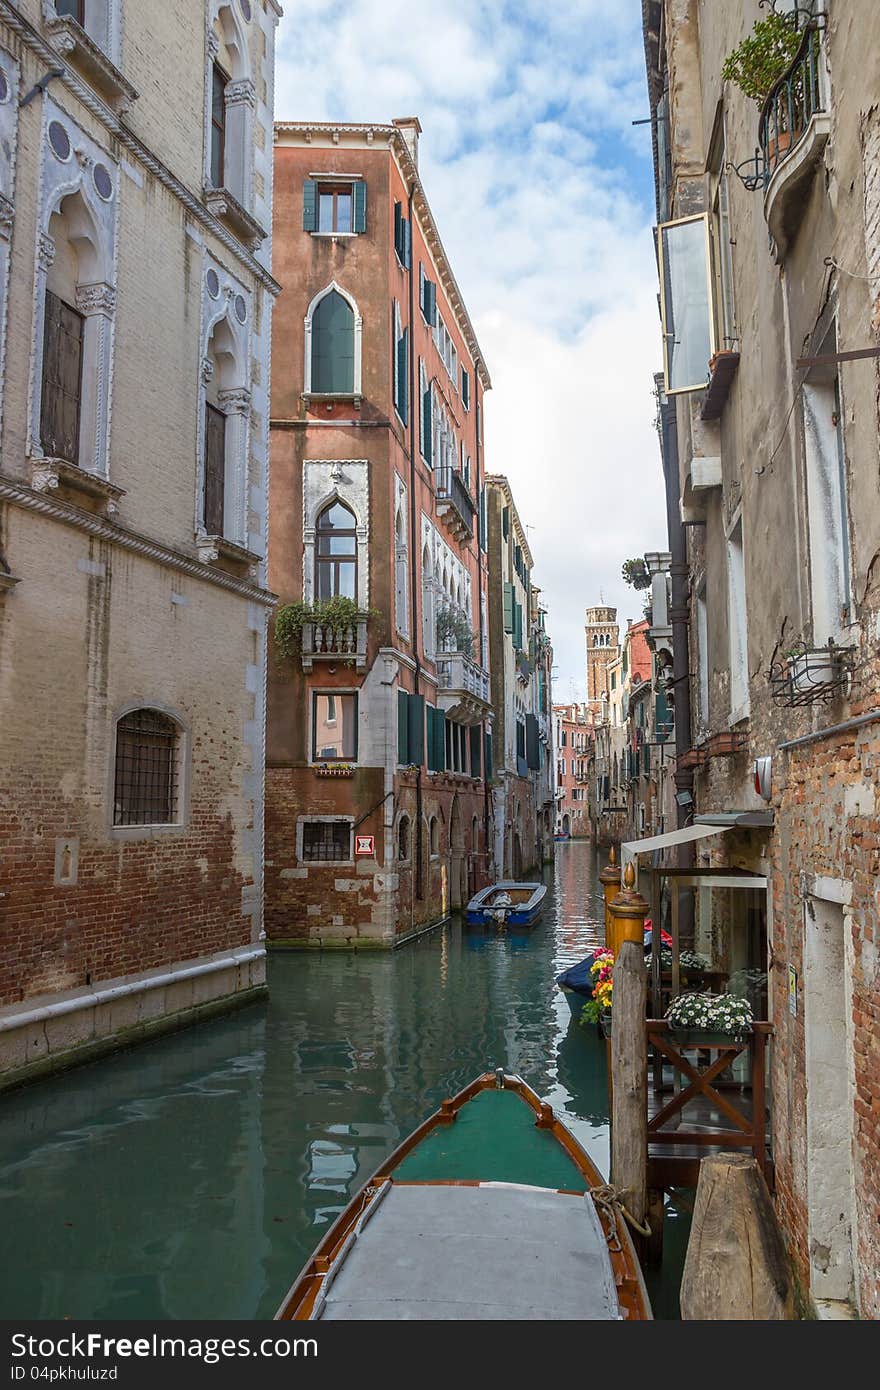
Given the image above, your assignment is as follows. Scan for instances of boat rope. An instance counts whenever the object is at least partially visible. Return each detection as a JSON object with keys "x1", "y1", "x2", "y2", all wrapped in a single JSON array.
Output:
[{"x1": 589, "y1": 1183, "x2": 652, "y2": 1240}]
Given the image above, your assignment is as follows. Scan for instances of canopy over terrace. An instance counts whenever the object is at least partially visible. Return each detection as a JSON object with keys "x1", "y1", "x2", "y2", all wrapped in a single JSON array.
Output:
[{"x1": 620, "y1": 815, "x2": 772, "y2": 1017}]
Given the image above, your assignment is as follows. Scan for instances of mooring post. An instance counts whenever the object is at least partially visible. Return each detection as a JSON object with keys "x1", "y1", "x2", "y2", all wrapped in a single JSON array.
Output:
[
  {"x1": 599, "y1": 845, "x2": 621, "y2": 951},
  {"x1": 609, "y1": 862, "x2": 648, "y2": 1232}
]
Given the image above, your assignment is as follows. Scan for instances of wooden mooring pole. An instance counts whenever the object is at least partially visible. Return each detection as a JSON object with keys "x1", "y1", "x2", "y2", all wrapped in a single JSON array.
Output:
[{"x1": 609, "y1": 862, "x2": 648, "y2": 1233}]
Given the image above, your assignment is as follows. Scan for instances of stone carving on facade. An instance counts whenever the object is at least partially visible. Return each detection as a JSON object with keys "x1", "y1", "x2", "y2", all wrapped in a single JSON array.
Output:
[
  {"x1": 226, "y1": 79, "x2": 256, "y2": 111},
  {"x1": 75, "y1": 282, "x2": 117, "y2": 316},
  {"x1": 218, "y1": 386, "x2": 252, "y2": 417},
  {"x1": 30, "y1": 465, "x2": 61, "y2": 494},
  {"x1": 37, "y1": 231, "x2": 56, "y2": 270},
  {"x1": 0, "y1": 194, "x2": 12, "y2": 241}
]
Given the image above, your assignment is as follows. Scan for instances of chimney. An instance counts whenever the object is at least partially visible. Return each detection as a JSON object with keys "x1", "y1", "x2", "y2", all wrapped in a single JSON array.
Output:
[{"x1": 392, "y1": 116, "x2": 422, "y2": 168}]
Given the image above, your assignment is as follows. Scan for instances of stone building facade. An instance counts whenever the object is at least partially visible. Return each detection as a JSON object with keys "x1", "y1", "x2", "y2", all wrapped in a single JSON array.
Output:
[
  {"x1": 643, "y1": 0, "x2": 880, "y2": 1317},
  {"x1": 0, "y1": 1, "x2": 280, "y2": 1085},
  {"x1": 266, "y1": 118, "x2": 494, "y2": 946},
  {"x1": 485, "y1": 474, "x2": 551, "y2": 877},
  {"x1": 553, "y1": 702, "x2": 593, "y2": 839}
]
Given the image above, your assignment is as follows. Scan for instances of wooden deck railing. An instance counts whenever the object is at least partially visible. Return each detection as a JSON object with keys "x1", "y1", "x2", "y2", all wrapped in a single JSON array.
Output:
[{"x1": 645, "y1": 1021, "x2": 772, "y2": 1182}]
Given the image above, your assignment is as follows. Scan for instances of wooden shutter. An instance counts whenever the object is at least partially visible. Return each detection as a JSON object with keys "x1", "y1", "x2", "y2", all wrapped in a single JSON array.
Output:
[
  {"x1": 41, "y1": 290, "x2": 83, "y2": 464},
  {"x1": 501, "y1": 506, "x2": 509, "y2": 540},
  {"x1": 396, "y1": 326, "x2": 408, "y2": 424},
  {"x1": 353, "y1": 180, "x2": 367, "y2": 233},
  {"x1": 461, "y1": 367, "x2": 470, "y2": 410},
  {"x1": 397, "y1": 689, "x2": 409, "y2": 764},
  {"x1": 469, "y1": 724, "x2": 482, "y2": 779},
  {"x1": 526, "y1": 714, "x2": 539, "y2": 770},
  {"x1": 422, "y1": 375, "x2": 432, "y2": 463},
  {"x1": 204, "y1": 403, "x2": 226, "y2": 535},
  {"x1": 403, "y1": 217, "x2": 411, "y2": 269},
  {"x1": 394, "y1": 201, "x2": 403, "y2": 260},
  {"x1": 485, "y1": 731, "x2": 492, "y2": 781},
  {"x1": 407, "y1": 692, "x2": 424, "y2": 766},
  {"x1": 302, "y1": 179, "x2": 317, "y2": 231},
  {"x1": 503, "y1": 582, "x2": 514, "y2": 634}
]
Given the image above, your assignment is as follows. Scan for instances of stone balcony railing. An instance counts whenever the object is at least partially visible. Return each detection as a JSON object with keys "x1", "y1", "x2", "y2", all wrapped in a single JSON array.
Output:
[
  {"x1": 436, "y1": 650, "x2": 492, "y2": 724},
  {"x1": 301, "y1": 617, "x2": 368, "y2": 672}
]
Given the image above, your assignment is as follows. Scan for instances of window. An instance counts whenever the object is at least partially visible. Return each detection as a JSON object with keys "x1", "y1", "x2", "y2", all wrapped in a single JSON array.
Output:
[
  {"x1": 41, "y1": 289, "x2": 83, "y2": 463},
  {"x1": 315, "y1": 501, "x2": 357, "y2": 601},
  {"x1": 696, "y1": 581, "x2": 709, "y2": 728},
  {"x1": 302, "y1": 821, "x2": 350, "y2": 862},
  {"x1": 803, "y1": 339, "x2": 851, "y2": 644},
  {"x1": 727, "y1": 519, "x2": 749, "y2": 716},
  {"x1": 398, "y1": 815, "x2": 410, "y2": 861},
  {"x1": 419, "y1": 360, "x2": 432, "y2": 463},
  {"x1": 303, "y1": 180, "x2": 366, "y2": 234},
  {"x1": 113, "y1": 710, "x2": 180, "y2": 827},
  {"x1": 394, "y1": 502, "x2": 408, "y2": 636},
  {"x1": 210, "y1": 64, "x2": 228, "y2": 188},
  {"x1": 56, "y1": 0, "x2": 85, "y2": 20},
  {"x1": 313, "y1": 692, "x2": 357, "y2": 761},
  {"x1": 393, "y1": 201, "x2": 411, "y2": 267},
  {"x1": 712, "y1": 159, "x2": 736, "y2": 350},
  {"x1": 203, "y1": 402, "x2": 226, "y2": 534},
  {"x1": 419, "y1": 263, "x2": 436, "y2": 324},
  {"x1": 657, "y1": 213, "x2": 716, "y2": 394},
  {"x1": 461, "y1": 366, "x2": 470, "y2": 411},
  {"x1": 430, "y1": 816, "x2": 439, "y2": 855},
  {"x1": 311, "y1": 290, "x2": 354, "y2": 394},
  {"x1": 392, "y1": 301, "x2": 408, "y2": 424},
  {"x1": 434, "y1": 312, "x2": 457, "y2": 384},
  {"x1": 426, "y1": 704, "x2": 446, "y2": 772},
  {"x1": 469, "y1": 724, "x2": 482, "y2": 779}
]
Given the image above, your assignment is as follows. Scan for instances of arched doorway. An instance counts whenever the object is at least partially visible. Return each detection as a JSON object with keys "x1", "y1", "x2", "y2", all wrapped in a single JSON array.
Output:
[{"x1": 562, "y1": 813, "x2": 571, "y2": 836}]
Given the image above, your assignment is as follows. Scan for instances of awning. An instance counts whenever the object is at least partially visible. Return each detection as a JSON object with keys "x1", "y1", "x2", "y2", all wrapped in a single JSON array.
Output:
[
  {"x1": 694, "y1": 811, "x2": 774, "y2": 829},
  {"x1": 621, "y1": 822, "x2": 731, "y2": 865}
]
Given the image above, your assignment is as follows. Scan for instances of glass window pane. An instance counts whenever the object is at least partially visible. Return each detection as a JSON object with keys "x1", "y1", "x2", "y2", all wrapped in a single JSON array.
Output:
[
  {"x1": 320, "y1": 502, "x2": 355, "y2": 529},
  {"x1": 314, "y1": 694, "x2": 357, "y2": 760},
  {"x1": 318, "y1": 533, "x2": 356, "y2": 555},
  {"x1": 660, "y1": 216, "x2": 714, "y2": 393},
  {"x1": 318, "y1": 194, "x2": 334, "y2": 232},
  {"x1": 336, "y1": 560, "x2": 356, "y2": 599},
  {"x1": 336, "y1": 194, "x2": 352, "y2": 233}
]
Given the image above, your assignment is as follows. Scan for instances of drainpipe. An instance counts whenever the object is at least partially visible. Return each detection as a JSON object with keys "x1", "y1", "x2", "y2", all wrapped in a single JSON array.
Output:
[{"x1": 406, "y1": 183, "x2": 423, "y2": 901}]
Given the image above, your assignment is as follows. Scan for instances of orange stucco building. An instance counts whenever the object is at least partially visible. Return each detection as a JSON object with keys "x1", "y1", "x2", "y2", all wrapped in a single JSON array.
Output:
[{"x1": 265, "y1": 118, "x2": 494, "y2": 946}]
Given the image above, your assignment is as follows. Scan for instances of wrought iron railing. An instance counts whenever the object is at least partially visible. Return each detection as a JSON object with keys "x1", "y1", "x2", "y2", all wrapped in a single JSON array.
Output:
[
  {"x1": 436, "y1": 465, "x2": 476, "y2": 533},
  {"x1": 758, "y1": 16, "x2": 824, "y2": 179}
]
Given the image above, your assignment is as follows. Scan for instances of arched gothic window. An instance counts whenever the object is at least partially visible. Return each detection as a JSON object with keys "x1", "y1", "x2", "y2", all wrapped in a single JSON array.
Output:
[
  {"x1": 316, "y1": 500, "x2": 357, "y2": 601},
  {"x1": 311, "y1": 290, "x2": 354, "y2": 393},
  {"x1": 398, "y1": 815, "x2": 410, "y2": 862}
]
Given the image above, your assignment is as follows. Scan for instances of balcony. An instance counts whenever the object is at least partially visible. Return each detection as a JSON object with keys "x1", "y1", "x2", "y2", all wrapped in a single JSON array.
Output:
[
  {"x1": 435, "y1": 466, "x2": 475, "y2": 543},
  {"x1": 436, "y1": 651, "x2": 492, "y2": 724},
  {"x1": 759, "y1": 19, "x2": 829, "y2": 260},
  {"x1": 301, "y1": 616, "x2": 368, "y2": 672},
  {"x1": 44, "y1": 15, "x2": 138, "y2": 114},
  {"x1": 203, "y1": 185, "x2": 268, "y2": 252}
]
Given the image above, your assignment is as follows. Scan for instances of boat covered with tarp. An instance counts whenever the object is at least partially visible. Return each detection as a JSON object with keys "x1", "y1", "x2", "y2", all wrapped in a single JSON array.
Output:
[
  {"x1": 465, "y1": 881, "x2": 547, "y2": 928},
  {"x1": 275, "y1": 1070, "x2": 651, "y2": 1321}
]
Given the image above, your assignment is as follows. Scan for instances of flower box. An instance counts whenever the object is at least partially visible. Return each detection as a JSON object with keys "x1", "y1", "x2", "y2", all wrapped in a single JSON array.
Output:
[
  {"x1": 789, "y1": 650, "x2": 835, "y2": 692},
  {"x1": 669, "y1": 1025, "x2": 751, "y2": 1047}
]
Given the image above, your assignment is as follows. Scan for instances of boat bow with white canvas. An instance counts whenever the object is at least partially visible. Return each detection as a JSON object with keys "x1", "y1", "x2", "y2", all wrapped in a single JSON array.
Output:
[{"x1": 275, "y1": 1071, "x2": 651, "y2": 1321}]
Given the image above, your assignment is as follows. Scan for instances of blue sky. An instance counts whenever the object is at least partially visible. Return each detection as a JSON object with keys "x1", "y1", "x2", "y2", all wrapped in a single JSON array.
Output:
[{"x1": 275, "y1": 0, "x2": 666, "y2": 701}]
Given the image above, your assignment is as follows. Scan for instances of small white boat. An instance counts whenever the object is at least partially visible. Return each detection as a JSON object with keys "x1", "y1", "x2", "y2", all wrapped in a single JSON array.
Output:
[{"x1": 465, "y1": 881, "x2": 547, "y2": 928}]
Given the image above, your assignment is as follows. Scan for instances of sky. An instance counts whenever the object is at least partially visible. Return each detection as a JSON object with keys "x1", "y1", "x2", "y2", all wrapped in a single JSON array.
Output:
[{"x1": 274, "y1": 0, "x2": 667, "y2": 703}]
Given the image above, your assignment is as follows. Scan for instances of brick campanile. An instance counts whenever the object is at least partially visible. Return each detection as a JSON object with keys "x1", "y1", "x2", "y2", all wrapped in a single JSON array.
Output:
[{"x1": 585, "y1": 605, "x2": 619, "y2": 714}]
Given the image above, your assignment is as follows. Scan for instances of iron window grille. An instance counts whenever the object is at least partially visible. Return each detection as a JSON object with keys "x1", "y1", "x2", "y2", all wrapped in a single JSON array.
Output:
[
  {"x1": 302, "y1": 821, "x2": 351, "y2": 862},
  {"x1": 113, "y1": 710, "x2": 179, "y2": 826}
]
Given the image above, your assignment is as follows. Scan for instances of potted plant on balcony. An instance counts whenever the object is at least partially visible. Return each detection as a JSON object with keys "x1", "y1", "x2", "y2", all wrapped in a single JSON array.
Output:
[
  {"x1": 722, "y1": 10, "x2": 804, "y2": 162},
  {"x1": 435, "y1": 604, "x2": 474, "y2": 657},
  {"x1": 275, "y1": 596, "x2": 373, "y2": 661},
  {"x1": 665, "y1": 990, "x2": 753, "y2": 1045}
]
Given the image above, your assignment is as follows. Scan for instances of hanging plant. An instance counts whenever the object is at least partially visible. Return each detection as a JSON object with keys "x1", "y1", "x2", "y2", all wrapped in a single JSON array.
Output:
[
  {"x1": 621, "y1": 558, "x2": 651, "y2": 591},
  {"x1": 721, "y1": 11, "x2": 803, "y2": 107}
]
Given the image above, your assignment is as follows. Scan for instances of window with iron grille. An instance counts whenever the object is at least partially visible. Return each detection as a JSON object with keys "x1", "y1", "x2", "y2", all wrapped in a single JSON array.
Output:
[
  {"x1": 302, "y1": 820, "x2": 351, "y2": 862},
  {"x1": 113, "y1": 710, "x2": 180, "y2": 826}
]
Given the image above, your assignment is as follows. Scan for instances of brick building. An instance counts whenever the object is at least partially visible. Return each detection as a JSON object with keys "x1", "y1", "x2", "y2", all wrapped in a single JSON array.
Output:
[
  {"x1": 643, "y1": 0, "x2": 880, "y2": 1316},
  {"x1": 553, "y1": 702, "x2": 592, "y2": 838},
  {"x1": 266, "y1": 117, "x2": 494, "y2": 947},
  {"x1": 0, "y1": 1, "x2": 280, "y2": 1085}
]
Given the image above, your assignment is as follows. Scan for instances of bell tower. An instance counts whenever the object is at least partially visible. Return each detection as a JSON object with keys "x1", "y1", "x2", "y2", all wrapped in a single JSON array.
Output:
[{"x1": 585, "y1": 605, "x2": 619, "y2": 715}]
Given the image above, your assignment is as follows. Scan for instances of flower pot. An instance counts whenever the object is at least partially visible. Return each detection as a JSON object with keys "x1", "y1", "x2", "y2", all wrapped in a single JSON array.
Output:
[
  {"x1": 669, "y1": 1025, "x2": 750, "y2": 1047},
  {"x1": 767, "y1": 128, "x2": 801, "y2": 166},
  {"x1": 789, "y1": 651, "x2": 835, "y2": 692},
  {"x1": 599, "y1": 1011, "x2": 613, "y2": 1040}
]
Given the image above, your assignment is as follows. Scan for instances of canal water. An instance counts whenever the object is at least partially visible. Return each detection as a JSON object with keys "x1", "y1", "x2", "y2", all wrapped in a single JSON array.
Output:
[{"x1": 0, "y1": 841, "x2": 687, "y2": 1320}]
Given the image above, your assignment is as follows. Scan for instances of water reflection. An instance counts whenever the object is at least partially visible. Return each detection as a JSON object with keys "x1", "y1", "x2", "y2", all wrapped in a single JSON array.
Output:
[{"x1": 0, "y1": 842, "x2": 616, "y2": 1320}]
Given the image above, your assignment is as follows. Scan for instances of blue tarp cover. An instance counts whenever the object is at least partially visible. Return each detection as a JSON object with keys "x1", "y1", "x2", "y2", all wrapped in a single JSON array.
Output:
[{"x1": 556, "y1": 955, "x2": 596, "y2": 995}]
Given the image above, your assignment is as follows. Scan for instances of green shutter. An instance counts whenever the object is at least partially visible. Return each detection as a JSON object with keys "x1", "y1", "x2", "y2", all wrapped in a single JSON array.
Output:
[
  {"x1": 353, "y1": 180, "x2": 367, "y2": 233},
  {"x1": 427, "y1": 706, "x2": 446, "y2": 772},
  {"x1": 394, "y1": 201, "x2": 402, "y2": 259},
  {"x1": 408, "y1": 693, "x2": 424, "y2": 766},
  {"x1": 404, "y1": 218, "x2": 412, "y2": 269},
  {"x1": 513, "y1": 599, "x2": 523, "y2": 650},
  {"x1": 502, "y1": 506, "x2": 509, "y2": 540},
  {"x1": 396, "y1": 326, "x2": 408, "y2": 423},
  {"x1": 469, "y1": 725, "x2": 482, "y2": 779},
  {"x1": 526, "y1": 713, "x2": 539, "y2": 770},
  {"x1": 461, "y1": 367, "x2": 470, "y2": 409},
  {"x1": 398, "y1": 689, "x2": 409, "y2": 763},
  {"x1": 427, "y1": 280, "x2": 436, "y2": 326},
  {"x1": 485, "y1": 732, "x2": 492, "y2": 781},
  {"x1": 503, "y1": 582, "x2": 514, "y2": 634},
  {"x1": 302, "y1": 179, "x2": 317, "y2": 231},
  {"x1": 422, "y1": 375, "x2": 433, "y2": 463}
]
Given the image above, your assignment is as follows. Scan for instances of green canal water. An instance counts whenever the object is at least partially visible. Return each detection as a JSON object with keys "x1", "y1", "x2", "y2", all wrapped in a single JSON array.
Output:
[{"x1": 0, "y1": 841, "x2": 687, "y2": 1320}]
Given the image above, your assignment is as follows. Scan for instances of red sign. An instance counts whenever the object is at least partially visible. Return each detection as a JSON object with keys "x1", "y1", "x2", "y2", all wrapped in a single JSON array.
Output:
[{"x1": 355, "y1": 834, "x2": 375, "y2": 857}]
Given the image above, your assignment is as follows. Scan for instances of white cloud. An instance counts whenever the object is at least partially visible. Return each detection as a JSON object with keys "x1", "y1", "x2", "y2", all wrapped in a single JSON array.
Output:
[{"x1": 275, "y1": 0, "x2": 667, "y2": 699}]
